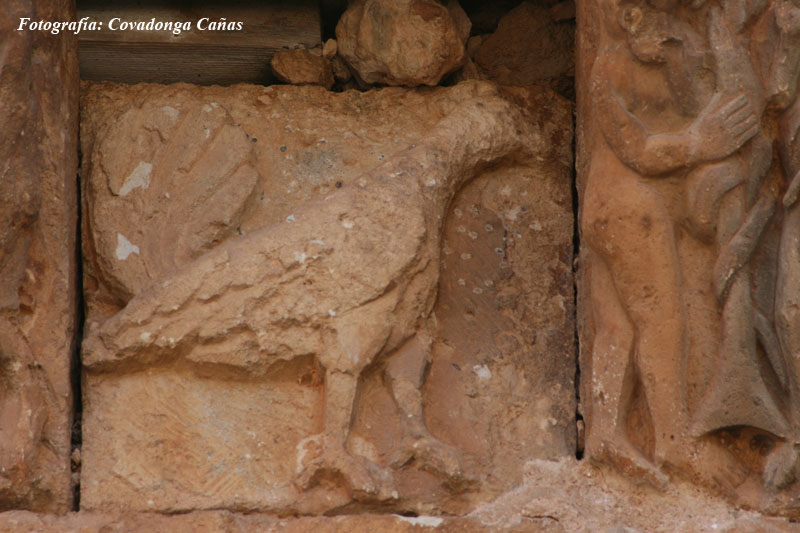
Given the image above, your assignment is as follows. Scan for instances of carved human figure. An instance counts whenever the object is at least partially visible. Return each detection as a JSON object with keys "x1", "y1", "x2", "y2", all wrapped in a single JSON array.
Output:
[
  {"x1": 82, "y1": 83, "x2": 536, "y2": 499},
  {"x1": 583, "y1": 0, "x2": 800, "y2": 502},
  {"x1": 583, "y1": 0, "x2": 762, "y2": 489}
]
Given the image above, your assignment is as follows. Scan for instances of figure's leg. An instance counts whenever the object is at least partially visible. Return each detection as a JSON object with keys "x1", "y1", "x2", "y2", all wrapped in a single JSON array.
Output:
[
  {"x1": 296, "y1": 303, "x2": 396, "y2": 499},
  {"x1": 583, "y1": 254, "x2": 668, "y2": 487},
  {"x1": 586, "y1": 180, "x2": 687, "y2": 464},
  {"x1": 385, "y1": 334, "x2": 462, "y2": 480},
  {"x1": 296, "y1": 368, "x2": 394, "y2": 499},
  {"x1": 590, "y1": 183, "x2": 750, "y2": 495}
]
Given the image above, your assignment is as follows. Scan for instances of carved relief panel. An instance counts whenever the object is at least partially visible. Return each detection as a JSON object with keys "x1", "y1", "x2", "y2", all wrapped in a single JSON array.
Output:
[
  {"x1": 0, "y1": 0, "x2": 79, "y2": 512},
  {"x1": 79, "y1": 81, "x2": 576, "y2": 514},
  {"x1": 578, "y1": 0, "x2": 800, "y2": 512}
]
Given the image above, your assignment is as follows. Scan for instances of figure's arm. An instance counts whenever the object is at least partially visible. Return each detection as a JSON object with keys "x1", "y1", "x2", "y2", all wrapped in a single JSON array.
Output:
[
  {"x1": 596, "y1": 96, "x2": 689, "y2": 175},
  {"x1": 592, "y1": 60, "x2": 759, "y2": 176}
]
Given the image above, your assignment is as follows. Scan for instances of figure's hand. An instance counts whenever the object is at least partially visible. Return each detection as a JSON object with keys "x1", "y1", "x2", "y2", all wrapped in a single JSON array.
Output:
[{"x1": 689, "y1": 93, "x2": 759, "y2": 162}]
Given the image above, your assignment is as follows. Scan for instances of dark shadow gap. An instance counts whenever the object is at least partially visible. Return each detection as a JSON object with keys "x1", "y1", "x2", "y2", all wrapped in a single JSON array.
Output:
[
  {"x1": 571, "y1": 103, "x2": 583, "y2": 461},
  {"x1": 70, "y1": 143, "x2": 84, "y2": 511}
]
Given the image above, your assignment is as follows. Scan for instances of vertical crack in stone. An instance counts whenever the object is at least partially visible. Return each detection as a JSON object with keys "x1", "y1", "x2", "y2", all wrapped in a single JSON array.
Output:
[
  {"x1": 571, "y1": 106, "x2": 584, "y2": 461},
  {"x1": 70, "y1": 144, "x2": 84, "y2": 511}
]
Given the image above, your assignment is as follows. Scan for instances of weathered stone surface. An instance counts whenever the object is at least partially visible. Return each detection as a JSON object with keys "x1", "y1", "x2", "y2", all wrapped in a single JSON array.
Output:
[
  {"x1": 578, "y1": 0, "x2": 800, "y2": 515},
  {"x1": 331, "y1": 56, "x2": 353, "y2": 83},
  {"x1": 448, "y1": 0, "x2": 472, "y2": 44},
  {"x1": 79, "y1": 80, "x2": 574, "y2": 514},
  {"x1": 0, "y1": 0, "x2": 79, "y2": 512},
  {"x1": 336, "y1": 0, "x2": 469, "y2": 86},
  {"x1": 472, "y1": 2, "x2": 574, "y2": 93},
  {"x1": 0, "y1": 511, "x2": 532, "y2": 533},
  {"x1": 2, "y1": 467, "x2": 798, "y2": 532},
  {"x1": 549, "y1": 1, "x2": 576, "y2": 22},
  {"x1": 271, "y1": 49, "x2": 335, "y2": 90},
  {"x1": 461, "y1": 1, "x2": 522, "y2": 35},
  {"x1": 322, "y1": 39, "x2": 338, "y2": 60},
  {"x1": 470, "y1": 459, "x2": 799, "y2": 532}
]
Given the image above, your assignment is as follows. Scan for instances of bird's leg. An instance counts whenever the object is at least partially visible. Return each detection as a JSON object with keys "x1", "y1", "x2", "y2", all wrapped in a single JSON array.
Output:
[
  {"x1": 386, "y1": 335, "x2": 462, "y2": 481},
  {"x1": 295, "y1": 369, "x2": 394, "y2": 500}
]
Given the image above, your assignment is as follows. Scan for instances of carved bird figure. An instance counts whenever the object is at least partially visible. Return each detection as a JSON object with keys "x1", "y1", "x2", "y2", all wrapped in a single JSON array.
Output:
[{"x1": 82, "y1": 81, "x2": 538, "y2": 500}]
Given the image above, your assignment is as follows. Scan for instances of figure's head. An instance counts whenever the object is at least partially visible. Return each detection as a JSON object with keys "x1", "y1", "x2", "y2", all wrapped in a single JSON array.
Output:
[{"x1": 617, "y1": 0, "x2": 674, "y2": 62}]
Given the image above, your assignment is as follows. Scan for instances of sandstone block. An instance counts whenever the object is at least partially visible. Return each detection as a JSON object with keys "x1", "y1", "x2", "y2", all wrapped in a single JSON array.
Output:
[
  {"x1": 473, "y1": 2, "x2": 574, "y2": 92},
  {"x1": 336, "y1": 0, "x2": 468, "y2": 86},
  {"x1": 0, "y1": 511, "x2": 520, "y2": 533},
  {"x1": 271, "y1": 49, "x2": 335, "y2": 90},
  {"x1": 322, "y1": 39, "x2": 338, "y2": 60},
  {"x1": 0, "y1": 0, "x2": 79, "y2": 512},
  {"x1": 79, "y1": 80, "x2": 574, "y2": 514}
]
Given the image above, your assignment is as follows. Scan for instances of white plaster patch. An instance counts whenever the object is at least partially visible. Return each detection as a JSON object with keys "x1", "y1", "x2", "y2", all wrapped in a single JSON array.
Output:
[
  {"x1": 395, "y1": 516, "x2": 444, "y2": 528},
  {"x1": 161, "y1": 105, "x2": 179, "y2": 120},
  {"x1": 295, "y1": 251, "x2": 307, "y2": 264},
  {"x1": 286, "y1": 214, "x2": 296, "y2": 223},
  {"x1": 119, "y1": 161, "x2": 152, "y2": 196},
  {"x1": 295, "y1": 435, "x2": 322, "y2": 475},
  {"x1": 115, "y1": 233, "x2": 140, "y2": 260},
  {"x1": 341, "y1": 220, "x2": 354, "y2": 229},
  {"x1": 473, "y1": 364, "x2": 491, "y2": 380}
]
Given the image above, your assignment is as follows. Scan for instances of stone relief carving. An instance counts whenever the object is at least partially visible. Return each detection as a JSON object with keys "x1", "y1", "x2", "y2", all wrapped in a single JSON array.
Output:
[
  {"x1": 0, "y1": 4, "x2": 45, "y2": 501},
  {"x1": 0, "y1": 0, "x2": 78, "y2": 512},
  {"x1": 79, "y1": 81, "x2": 575, "y2": 513},
  {"x1": 580, "y1": 0, "x2": 800, "y2": 509}
]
